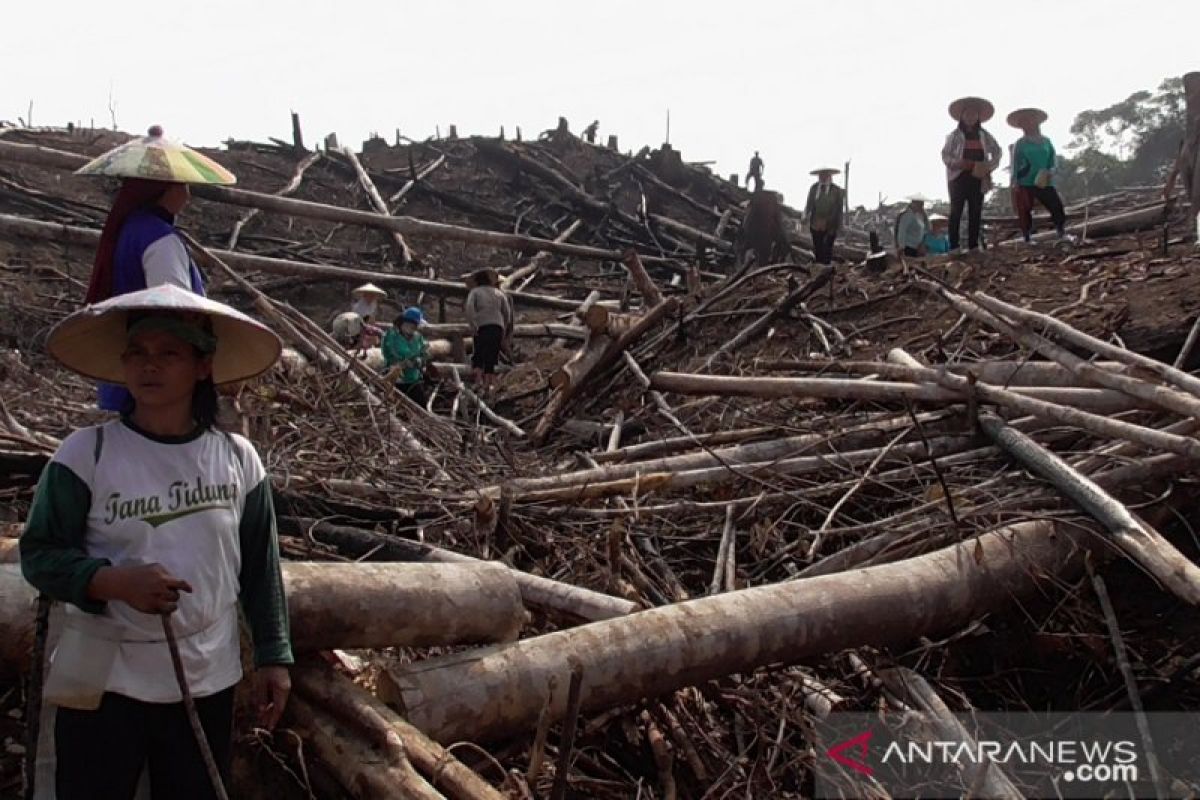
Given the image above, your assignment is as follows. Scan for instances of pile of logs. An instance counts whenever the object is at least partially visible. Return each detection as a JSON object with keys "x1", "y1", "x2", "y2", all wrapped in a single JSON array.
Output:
[{"x1": 1, "y1": 110, "x2": 1200, "y2": 799}]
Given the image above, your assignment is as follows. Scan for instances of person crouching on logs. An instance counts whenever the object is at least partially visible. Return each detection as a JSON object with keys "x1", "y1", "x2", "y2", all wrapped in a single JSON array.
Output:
[
  {"x1": 803, "y1": 167, "x2": 844, "y2": 265},
  {"x1": 942, "y1": 96, "x2": 1003, "y2": 252},
  {"x1": 383, "y1": 306, "x2": 431, "y2": 406},
  {"x1": 465, "y1": 268, "x2": 514, "y2": 394},
  {"x1": 20, "y1": 285, "x2": 292, "y2": 800},
  {"x1": 1007, "y1": 107, "x2": 1070, "y2": 244}
]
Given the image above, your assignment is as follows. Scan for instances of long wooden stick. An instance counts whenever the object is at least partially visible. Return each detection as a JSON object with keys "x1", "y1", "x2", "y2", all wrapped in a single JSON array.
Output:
[
  {"x1": 704, "y1": 266, "x2": 833, "y2": 367},
  {"x1": 227, "y1": 150, "x2": 322, "y2": 250},
  {"x1": 162, "y1": 614, "x2": 230, "y2": 800}
]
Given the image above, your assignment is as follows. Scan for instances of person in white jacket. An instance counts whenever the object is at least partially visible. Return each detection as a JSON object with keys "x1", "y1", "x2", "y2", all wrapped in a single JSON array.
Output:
[{"x1": 941, "y1": 97, "x2": 1003, "y2": 252}]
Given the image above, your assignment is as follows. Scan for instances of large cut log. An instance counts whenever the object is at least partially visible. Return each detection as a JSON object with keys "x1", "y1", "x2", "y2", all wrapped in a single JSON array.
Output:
[
  {"x1": 979, "y1": 413, "x2": 1200, "y2": 605},
  {"x1": 288, "y1": 694, "x2": 447, "y2": 800},
  {"x1": 422, "y1": 322, "x2": 586, "y2": 341},
  {"x1": 650, "y1": 372, "x2": 1147, "y2": 414},
  {"x1": 621, "y1": 247, "x2": 665, "y2": 307},
  {"x1": 284, "y1": 561, "x2": 523, "y2": 650},
  {"x1": 280, "y1": 518, "x2": 637, "y2": 623},
  {"x1": 0, "y1": 213, "x2": 580, "y2": 311},
  {"x1": 533, "y1": 299, "x2": 678, "y2": 443},
  {"x1": 0, "y1": 561, "x2": 523, "y2": 674},
  {"x1": 341, "y1": 145, "x2": 414, "y2": 265},
  {"x1": 379, "y1": 520, "x2": 1087, "y2": 744},
  {"x1": 0, "y1": 139, "x2": 675, "y2": 266},
  {"x1": 1032, "y1": 202, "x2": 1168, "y2": 242},
  {"x1": 293, "y1": 664, "x2": 504, "y2": 800}
]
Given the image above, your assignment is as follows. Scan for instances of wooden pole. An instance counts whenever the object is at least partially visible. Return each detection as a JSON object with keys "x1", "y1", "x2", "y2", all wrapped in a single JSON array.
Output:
[{"x1": 341, "y1": 145, "x2": 414, "y2": 265}]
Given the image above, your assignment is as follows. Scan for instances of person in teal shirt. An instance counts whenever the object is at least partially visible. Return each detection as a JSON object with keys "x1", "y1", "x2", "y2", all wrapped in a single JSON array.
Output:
[
  {"x1": 382, "y1": 307, "x2": 431, "y2": 405},
  {"x1": 923, "y1": 214, "x2": 951, "y2": 254},
  {"x1": 1007, "y1": 108, "x2": 1069, "y2": 243}
]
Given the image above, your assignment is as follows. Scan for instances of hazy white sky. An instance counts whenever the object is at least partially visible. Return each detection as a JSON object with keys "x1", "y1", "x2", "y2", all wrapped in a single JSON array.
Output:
[{"x1": 6, "y1": 0, "x2": 1197, "y2": 208}]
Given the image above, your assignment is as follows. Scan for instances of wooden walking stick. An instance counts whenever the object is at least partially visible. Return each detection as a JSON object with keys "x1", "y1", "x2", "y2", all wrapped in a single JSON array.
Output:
[
  {"x1": 22, "y1": 595, "x2": 51, "y2": 800},
  {"x1": 161, "y1": 613, "x2": 231, "y2": 800}
]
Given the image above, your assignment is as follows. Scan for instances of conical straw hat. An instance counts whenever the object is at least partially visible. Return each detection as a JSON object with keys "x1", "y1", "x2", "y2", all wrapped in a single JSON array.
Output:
[
  {"x1": 75, "y1": 125, "x2": 236, "y2": 185},
  {"x1": 810, "y1": 167, "x2": 841, "y2": 176},
  {"x1": 948, "y1": 96, "x2": 995, "y2": 123},
  {"x1": 1006, "y1": 108, "x2": 1049, "y2": 128},
  {"x1": 351, "y1": 283, "x2": 389, "y2": 298},
  {"x1": 48, "y1": 285, "x2": 280, "y2": 385}
]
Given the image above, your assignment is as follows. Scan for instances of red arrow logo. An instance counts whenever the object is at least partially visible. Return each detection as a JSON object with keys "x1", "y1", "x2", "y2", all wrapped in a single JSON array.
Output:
[{"x1": 827, "y1": 730, "x2": 874, "y2": 776}]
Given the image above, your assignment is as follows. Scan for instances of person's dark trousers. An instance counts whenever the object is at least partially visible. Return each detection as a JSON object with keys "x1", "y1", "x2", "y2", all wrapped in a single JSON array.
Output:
[
  {"x1": 1015, "y1": 185, "x2": 1068, "y2": 239},
  {"x1": 56, "y1": 688, "x2": 235, "y2": 800},
  {"x1": 398, "y1": 380, "x2": 429, "y2": 407},
  {"x1": 902, "y1": 246, "x2": 923, "y2": 257},
  {"x1": 948, "y1": 172, "x2": 985, "y2": 249},
  {"x1": 810, "y1": 229, "x2": 836, "y2": 264}
]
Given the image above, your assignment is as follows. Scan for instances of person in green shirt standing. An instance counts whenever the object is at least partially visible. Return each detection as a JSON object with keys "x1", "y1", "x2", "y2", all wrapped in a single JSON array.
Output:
[
  {"x1": 1008, "y1": 107, "x2": 1069, "y2": 243},
  {"x1": 803, "y1": 167, "x2": 844, "y2": 264},
  {"x1": 382, "y1": 306, "x2": 431, "y2": 406}
]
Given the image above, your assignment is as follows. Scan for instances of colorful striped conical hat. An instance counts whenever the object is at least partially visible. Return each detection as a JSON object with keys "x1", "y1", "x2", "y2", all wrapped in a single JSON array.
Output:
[{"x1": 75, "y1": 125, "x2": 236, "y2": 185}]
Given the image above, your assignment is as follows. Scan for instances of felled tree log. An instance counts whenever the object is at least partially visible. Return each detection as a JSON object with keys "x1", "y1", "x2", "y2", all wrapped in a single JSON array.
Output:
[
  {"x1": 292, "y1": 664, "x2": 503, "y2": 800},
  {"x1": 0, "y1": 139, "x2": 675, "y2": 266},
  {"x1": 979, "y1": 413, "x2": 1200, "y2": 605},
  {"x1": 704, "y1": 266, "x2": 833, "y2": 367},
  {"x1": 0, "y1": 213, "x2": 580, "y2": 311},
  {"x1": 533, "y1": 299, "x2": 678, "y2": 443},
  {"x1": 755, "y1": 358, "x2": 1125, "y2": 388},
  {"x1": 422, "y1": 322, "x2": 586, "y2": 341},
  {"x1": 1032, "y1": 202, "x2": 1168, "y2": 242},
  {"x1": 650, "y1": 372, "x2": 1147, "y2": 414},
  {"x1": 621, "y1": 248, "x2": 665, "y2": 307},
  {"x1": 288, "y1": 695, "x2": 447, "y2": 800},
  {"x1": 280, "y1": 518, "x2": 637, "y2": 623},
  {"x1": 285, "y1": 561, "x2": 524, "y2": 650},
  {"x1": 0, "y1": 561, "x2": 523, "y2": 674},
  {"x1": 379, "y1": 520, "x2": 1087, "y2": 744},
  {"x1": 341, "y1": 145, "x2": 414, "y2": 265}
]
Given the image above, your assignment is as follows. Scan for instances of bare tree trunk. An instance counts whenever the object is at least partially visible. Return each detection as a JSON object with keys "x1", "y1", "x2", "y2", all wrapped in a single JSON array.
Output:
[
  {"x1": 621, "y1": 248, "x2": 665, "y2": 307},
  {"x1": 650, "y1": 371, "x2": 1145, "y2": 414},
  {"x1": 501, "y1": 219, "x2": 583, "y2": 290},
  {"x1": 292, "y1": 664, "x2": 504, "y2": 800},
  {"x1": 288, "y1": 695, "x2": 447, "y2": 800},
  {"x1": 341, "y1": 145, "x2": 415, "y2": 265},
  {"x1": 379, "y1": 520, "x2": 1087, "y2": 744},
  {"x1": 285, "y1": 561, "x2": 524, "y2": 650},
  {"x1": 704, "y1": 267, "x2": 833, "y2": 367}
]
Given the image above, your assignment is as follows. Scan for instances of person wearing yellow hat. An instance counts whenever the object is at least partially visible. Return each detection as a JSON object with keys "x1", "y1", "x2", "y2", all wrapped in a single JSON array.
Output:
[
  {"x1": 75, "y1": 126, "x2": 237, "y2": 413},
  {"x1": 941, "y1": 97, "x2": 1003, "y2": 251},
  {"x1": 803, "y1": 168, "x2": 844, "y2": 264},
  {"x1": 20, "y1": 285, "x2": 291, "y2": 799},
  {"x1": 1008, "y1": 108, "x2": 1069, "y2": 243}
]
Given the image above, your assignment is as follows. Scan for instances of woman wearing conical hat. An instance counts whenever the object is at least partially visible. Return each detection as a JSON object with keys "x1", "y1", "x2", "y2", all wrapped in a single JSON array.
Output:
[
  {"x1": 802, "y1": 167, "x2": 844, "y2": 265},
  {"x1": 75, "y1": 126, "x2": 237, "y2": 411},
  {"x1": 20, "y1": 285, "x2": 291, "y2": 798},
  {"x1": 941, "y1": 97, "x2": 1003, "y2": 252},
  {"x1": 1007, "y1": 108, "x2": 1069, "y2": 243}
]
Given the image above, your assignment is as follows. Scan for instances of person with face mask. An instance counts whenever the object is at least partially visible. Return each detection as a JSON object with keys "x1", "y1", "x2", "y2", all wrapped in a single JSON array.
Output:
[
  {"x1": 382, "y1": 306, "x2": 431, "y2": 405},
  {"x1": 74, "y1": 126, "x2": 237, "y2": 413},
  {"x1": 941, "y1": 97, "x2": 1003, "y2": 252}
]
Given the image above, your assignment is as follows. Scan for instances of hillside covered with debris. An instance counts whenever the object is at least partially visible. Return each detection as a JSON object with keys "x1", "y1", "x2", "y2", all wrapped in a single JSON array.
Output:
[{"x1": 2, "y1": 117, "x2": 1200, "y2": 799}]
